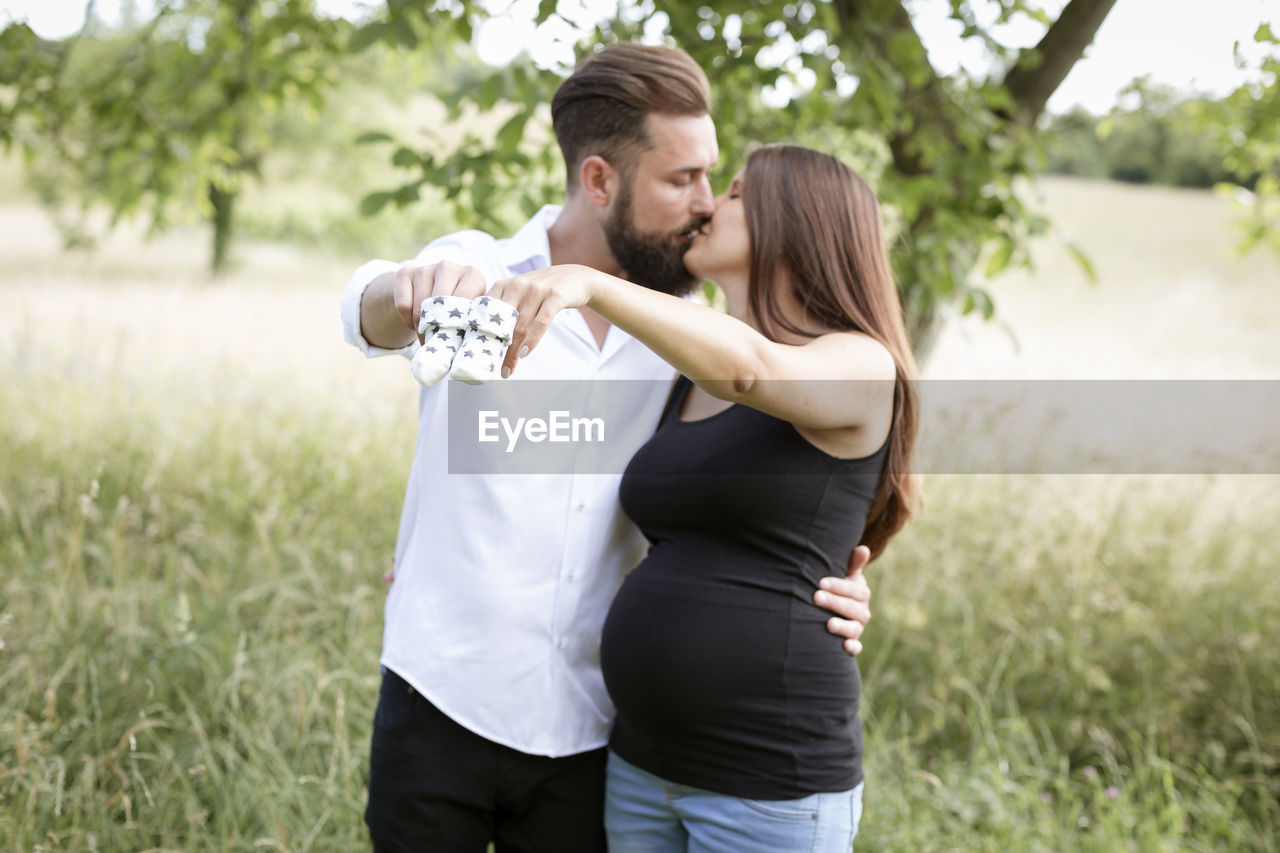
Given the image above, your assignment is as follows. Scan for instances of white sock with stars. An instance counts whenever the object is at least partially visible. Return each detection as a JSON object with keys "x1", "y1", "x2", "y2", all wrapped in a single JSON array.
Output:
[
  {"x1": 448, "y1": 295, "x2": 520, "y2": 385},
  {"x1": 409, "y1": 295, "x2": 473, "y2": 387}
]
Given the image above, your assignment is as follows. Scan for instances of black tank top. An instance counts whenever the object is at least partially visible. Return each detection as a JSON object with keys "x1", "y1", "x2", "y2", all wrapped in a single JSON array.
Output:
[{"x1": 602, "y1": 376, "x2": 888, "y2": 799}]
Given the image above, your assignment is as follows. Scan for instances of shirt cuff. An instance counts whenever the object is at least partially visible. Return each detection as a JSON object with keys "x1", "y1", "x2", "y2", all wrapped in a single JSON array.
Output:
[{"x1": 340, "y1": 259, "x2": 417, "y2": 359}]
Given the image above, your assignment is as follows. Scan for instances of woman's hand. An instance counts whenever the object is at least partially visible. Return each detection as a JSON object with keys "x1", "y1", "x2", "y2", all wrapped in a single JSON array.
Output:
[
  {"x1": 815, "y1": 546, "x2": 872, "y2": 656},
  {"x1": 487, "y1": 264, "x2": 601, "y2": 376}
]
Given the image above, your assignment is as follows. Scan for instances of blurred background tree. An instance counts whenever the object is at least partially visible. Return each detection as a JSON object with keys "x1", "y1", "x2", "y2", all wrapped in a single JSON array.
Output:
[
  {"x1": 1213, "y1": 22, "x2": 1280, "y2": 256},
  {"x1": 359, "y1": 0, "x2": 1122, "y2": 356},
  {"x1": 1038, "y1": 23, "x2": 1278, "y2": 255},
  {"x1": 1, "y1": 0, "x2": 1275, "y2": 346},
  {"x1": 0, "y1": 0, "x2": 345, "y2": 273}
]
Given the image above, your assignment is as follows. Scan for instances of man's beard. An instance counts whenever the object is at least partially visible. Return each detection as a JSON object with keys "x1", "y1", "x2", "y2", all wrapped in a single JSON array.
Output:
[{"x1": 604, "y1": 183, "x2": 702, "y2": 297}]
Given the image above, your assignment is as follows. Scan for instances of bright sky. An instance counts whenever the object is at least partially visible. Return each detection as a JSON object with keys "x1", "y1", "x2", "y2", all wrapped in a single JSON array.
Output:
[{"x1": 1, "y1": 0, "x2": 1273, "y2": 114}]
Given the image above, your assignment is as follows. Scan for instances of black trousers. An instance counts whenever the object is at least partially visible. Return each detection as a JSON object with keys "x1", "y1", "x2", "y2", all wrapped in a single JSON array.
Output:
[{"x1": 365, "y1": 669, "x2": 608, "y2": 853}]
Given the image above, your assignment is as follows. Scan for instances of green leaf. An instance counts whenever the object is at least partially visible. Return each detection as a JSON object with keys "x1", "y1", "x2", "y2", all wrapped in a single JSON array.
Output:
[
  {"x1": 1060, "y1": 234, "x2": 1098, "y2": 285},
  {"x1": 985, "y1": 238, "x2": 1014, "y2": 278},
  {"x1": 536, "y1": 0, "x2": 559, "y2": 25},
  {"x1": 520, "y1": 192, "x2": 540, "y2": 218},
  {"x1": 355, "y1": 131, "x2": 393, "y2": 145},
  {"x1": 392, "y1": 146, "x2": 420, "y2": 167},
  {"x1": 885, "y1": 30, "x2": 924, "y2": 76},
  {"x1": 360, "y1": 191, "x2": 393, "y2": 217},
  {"x1": 965, "y1": 287, "x2": 995, "y2": 320},
  {"x1": 700, "y1": 280, "x2": 725, "y2": 311},
  {"x1": 477, "y1": 73, "x2": 505, "y2": 111},
  {"x1": 496, "y1": 110, "x2": 530, "y2": 153},
  {"x1": 349, "y1": 22, "x2": 389, "y2": 53},
  {"x1": 393, "y1": 16, "x2": 418, "y2": 49},
  {"x1": 393, "y1": 184, "x2": 420, "y2": 206},
  {"x1": 472, "y1": 171, "x2": 496, "y2": 212},
  {"x1": 453, "y1": 14, "x2": 473, "y2": 44}
]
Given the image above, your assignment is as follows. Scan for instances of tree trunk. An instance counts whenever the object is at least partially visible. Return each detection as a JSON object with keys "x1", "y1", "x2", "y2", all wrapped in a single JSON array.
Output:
[
  {"x1": 831, "y1": 0, "x2": 1119, "y2": 361},
  {"x1": 209, "y1": 183, "x2": 235, "y2": 275},
  {"x1": 206, "y1": 0, "x2": 253, "y2": 276}
]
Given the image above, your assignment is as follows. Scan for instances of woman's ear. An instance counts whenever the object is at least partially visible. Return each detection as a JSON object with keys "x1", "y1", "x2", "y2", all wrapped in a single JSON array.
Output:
[{"x1": 579, "y1": 155, "x2": 618, "y2": 208}]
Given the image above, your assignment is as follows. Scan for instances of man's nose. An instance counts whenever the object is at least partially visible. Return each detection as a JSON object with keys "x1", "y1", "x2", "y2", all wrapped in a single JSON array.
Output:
[{"x1": 691, "y1": 176, "x2": 716, "y2": 217}]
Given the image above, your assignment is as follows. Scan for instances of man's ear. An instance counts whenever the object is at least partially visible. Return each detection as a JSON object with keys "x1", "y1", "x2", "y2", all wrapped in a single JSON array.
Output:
[{"x1": 579, "y1": 155, "x2": 618, "y2": 208}]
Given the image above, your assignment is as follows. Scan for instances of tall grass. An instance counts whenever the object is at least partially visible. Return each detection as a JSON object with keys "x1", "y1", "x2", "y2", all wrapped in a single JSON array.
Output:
[
  {"x1": 4, "y1": 365, "x2": 1276, "y2": 849},
  {"x1": 2, "y1": 175, "x2": 1279, "y2": 849},
  {"x1": 0, "y1": 360, "x2": 406, "y2": 850},
  {"x1": 862, "y1": 475, "x2": 1280, "y2": 851}
]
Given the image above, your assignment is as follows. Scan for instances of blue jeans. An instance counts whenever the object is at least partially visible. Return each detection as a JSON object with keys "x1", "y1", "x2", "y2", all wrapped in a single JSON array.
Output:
[{"x1": 604, "y1": 751, "x2": 863, "y2": 853}]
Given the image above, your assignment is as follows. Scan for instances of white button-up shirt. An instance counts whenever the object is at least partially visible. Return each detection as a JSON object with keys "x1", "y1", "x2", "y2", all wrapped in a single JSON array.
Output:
[{"x1": 340, "y1": 206, "x2": 676, "y2": 756}]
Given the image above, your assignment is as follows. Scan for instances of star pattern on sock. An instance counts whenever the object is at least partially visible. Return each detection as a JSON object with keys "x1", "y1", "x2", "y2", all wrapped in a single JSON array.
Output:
[{"x1": 412, "y1": 294, "x2": 519, "y2": 386}]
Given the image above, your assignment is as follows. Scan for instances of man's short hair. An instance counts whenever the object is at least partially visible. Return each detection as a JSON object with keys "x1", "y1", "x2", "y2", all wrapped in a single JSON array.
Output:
[{"x1": 551, "y1": 43, "x2": 711, "y2": 190}]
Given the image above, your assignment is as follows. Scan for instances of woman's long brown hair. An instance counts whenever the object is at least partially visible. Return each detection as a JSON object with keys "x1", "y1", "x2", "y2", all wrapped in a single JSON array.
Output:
[{"x1": 742, "y1": 144, "x2": 920, "y2": 559}]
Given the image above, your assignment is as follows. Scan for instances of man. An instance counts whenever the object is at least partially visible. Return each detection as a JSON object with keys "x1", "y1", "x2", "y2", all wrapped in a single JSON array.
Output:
[{"x1": 341, "y1": 43, "x2": 874, "y2": 852}]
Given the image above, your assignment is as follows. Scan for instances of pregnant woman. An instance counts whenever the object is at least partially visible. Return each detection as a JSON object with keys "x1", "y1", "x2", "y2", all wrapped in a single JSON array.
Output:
[{"x1": 489, "y1": 143, "x2": 919, "y2": 852}]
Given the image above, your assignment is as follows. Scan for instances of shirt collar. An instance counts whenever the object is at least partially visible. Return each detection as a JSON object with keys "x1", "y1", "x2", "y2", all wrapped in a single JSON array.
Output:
[
  {"x1": 501, "y1": 205, "x2": 560, "y2": 274},
  {"x1": 497, "y1": 204, "x2": 648, "y2": 361}
]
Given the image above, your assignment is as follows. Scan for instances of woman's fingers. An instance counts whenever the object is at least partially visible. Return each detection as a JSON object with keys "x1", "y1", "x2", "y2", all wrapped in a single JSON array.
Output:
[
  {"x1": 502, "y1": 292, "x2": 562, "y2": 377},
  {"x1": 815, "y1": 583, "x2": 872, "y2": 626},
  {"x1": 828, "y1": 618, "x2": 865, "y2": 656},
  {"x1": 490, "y1": 272, "x2": 571, "y2": 377},
  {"x1": 815, "y1": 563, "x2": 872, "y2": 647}
]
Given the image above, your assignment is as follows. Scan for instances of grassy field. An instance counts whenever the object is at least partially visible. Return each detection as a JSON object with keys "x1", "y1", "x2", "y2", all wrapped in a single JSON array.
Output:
[{"x1": 2, "y1": 164, "x2": 1279, "y2": 851}]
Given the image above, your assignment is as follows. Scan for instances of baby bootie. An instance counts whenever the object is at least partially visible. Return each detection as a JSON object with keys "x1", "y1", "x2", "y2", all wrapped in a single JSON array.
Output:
[
  {"x1": 448, "y1": 295, "x2": 520, "y2": 385},
  {"x1": 409, "y1": 295, "x2": 473, "y2": 387}
]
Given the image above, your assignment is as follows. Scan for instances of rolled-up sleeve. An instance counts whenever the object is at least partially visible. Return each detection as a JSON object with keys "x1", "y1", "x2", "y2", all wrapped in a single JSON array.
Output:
[{"x1": 340, "y1": 259, "x2": 415, "y2": 359}]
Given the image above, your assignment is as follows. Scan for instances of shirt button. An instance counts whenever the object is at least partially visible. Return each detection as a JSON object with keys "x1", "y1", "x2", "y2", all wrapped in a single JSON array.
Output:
[
  {"x1": 556, "y1": 638, "x2": 568, "y2": 649},
  {"x1": 576, "y1": 503, "x2": 586, "y2": 512}
]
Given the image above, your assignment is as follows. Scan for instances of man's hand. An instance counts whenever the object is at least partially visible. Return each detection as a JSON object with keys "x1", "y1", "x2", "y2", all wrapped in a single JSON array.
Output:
[
  {"x1": 394, "y1": 260, "x2": 490, "y2": 337},
  {"x1": 360, "y1": 260, "x2": 491, "y2": 351},
  {"x1": 813, "y1": 545, "x2": 872, "y2": 656}
]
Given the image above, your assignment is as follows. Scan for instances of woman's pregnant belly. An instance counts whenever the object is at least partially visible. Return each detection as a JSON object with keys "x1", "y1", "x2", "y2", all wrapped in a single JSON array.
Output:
[
  {"x1": 600, "y1": 547, "x2": 860, "y2": 773},
  {"x1": 602, "y1": 576, "x2": 788, "y2": 729}
]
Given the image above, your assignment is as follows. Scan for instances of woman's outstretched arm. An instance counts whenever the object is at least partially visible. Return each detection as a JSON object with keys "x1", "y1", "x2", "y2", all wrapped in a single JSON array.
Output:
[{"x1": 487, "y1": 263, "x2": 896, "y2": 432}]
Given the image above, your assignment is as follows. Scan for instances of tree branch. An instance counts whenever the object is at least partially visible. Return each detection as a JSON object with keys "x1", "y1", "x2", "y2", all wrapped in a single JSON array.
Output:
[{"x1": 1002, "y1": 0, "x2": 1119, "y2": 125}]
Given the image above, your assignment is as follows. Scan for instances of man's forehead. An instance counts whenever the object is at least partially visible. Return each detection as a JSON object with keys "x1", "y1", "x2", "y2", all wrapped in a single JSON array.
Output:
[{"x1": 641, "y1": 113, "x2": 719, "y2": 171}]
